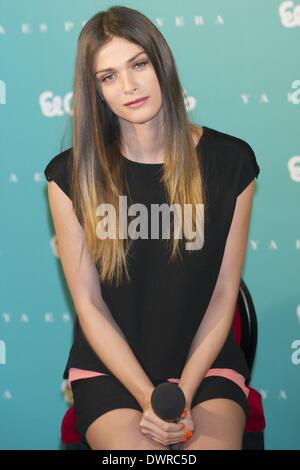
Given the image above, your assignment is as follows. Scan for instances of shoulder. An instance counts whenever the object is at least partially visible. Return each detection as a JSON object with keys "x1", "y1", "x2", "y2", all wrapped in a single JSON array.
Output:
[
  {"x1": 204, "y1": 126, "x2": 255, "y2": 159},
  {"x1": 44, "y1": 147, "x2": 73, "y2": 199},
  {"x1": 203, "y1": 126, "x2": 260, "y2": 197},
  {"x1": 44, "y1": 147, "x2": 73, "y2": 179}
]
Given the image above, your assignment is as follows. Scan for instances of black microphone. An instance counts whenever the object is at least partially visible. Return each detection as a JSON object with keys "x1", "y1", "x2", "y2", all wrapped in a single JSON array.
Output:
[{"x1": 150, "y1": 381, "x2": 186, "y2": 423}]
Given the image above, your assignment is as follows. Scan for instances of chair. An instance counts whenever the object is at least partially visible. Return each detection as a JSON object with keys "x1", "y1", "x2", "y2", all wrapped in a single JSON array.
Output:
[
  {"x1": 235, "y1": 279, "x2": 265, "y2": 450},
  {"x1": 61, "y1": 278, "x2": 265, "y2": 450}
]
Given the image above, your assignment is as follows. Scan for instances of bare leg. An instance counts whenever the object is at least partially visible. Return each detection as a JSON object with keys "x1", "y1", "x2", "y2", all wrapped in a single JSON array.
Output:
[
  {"x1": 85, "y1": 407, "x2": 171, "y2": 450},
  {"x1": 171, "y1": 398, "x2": 246, "y2": 450}
]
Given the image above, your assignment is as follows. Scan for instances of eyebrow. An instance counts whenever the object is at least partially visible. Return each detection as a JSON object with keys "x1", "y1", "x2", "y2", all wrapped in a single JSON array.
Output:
[{"x1": 95, "y1": 50, "x2": 147, "y2": 76}]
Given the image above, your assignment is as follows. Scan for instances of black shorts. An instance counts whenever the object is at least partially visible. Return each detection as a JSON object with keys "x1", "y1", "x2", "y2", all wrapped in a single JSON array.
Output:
[{"x1": 71, "y1": 374, "x2": 249, "y2": 445}]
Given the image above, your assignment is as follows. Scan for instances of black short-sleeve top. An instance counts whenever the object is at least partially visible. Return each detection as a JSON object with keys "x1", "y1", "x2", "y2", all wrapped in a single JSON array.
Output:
[{"x1": 44, "y1": 126, "x2": 260, "y2": 384}]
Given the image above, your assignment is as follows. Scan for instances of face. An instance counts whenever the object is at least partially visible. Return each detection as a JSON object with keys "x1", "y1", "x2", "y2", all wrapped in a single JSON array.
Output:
[{"x1": 93, "y1": 36, "x2": 162, "y2": 124}]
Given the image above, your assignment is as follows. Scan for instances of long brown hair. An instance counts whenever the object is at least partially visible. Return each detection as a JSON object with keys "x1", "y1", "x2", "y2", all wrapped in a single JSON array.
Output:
[{"x1": 71, "y1": 5, "x2": 207, "y2": 287}]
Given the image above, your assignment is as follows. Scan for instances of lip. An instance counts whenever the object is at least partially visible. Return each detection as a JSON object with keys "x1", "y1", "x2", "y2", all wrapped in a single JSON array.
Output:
[{"x1": 124, "y1": 96, "x2": 149, "y2": 107}]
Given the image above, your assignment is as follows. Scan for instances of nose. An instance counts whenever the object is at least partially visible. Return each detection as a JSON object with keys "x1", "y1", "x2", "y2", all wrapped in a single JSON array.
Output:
[{"x1": 121, "y1": 70, "x2": 138, "y2": 94}]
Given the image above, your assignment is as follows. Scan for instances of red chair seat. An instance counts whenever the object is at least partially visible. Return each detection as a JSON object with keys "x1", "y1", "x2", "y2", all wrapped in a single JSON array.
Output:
[
  {"x1": 61, "y1": 406, "x2": 81, "y2": 444},
  {"x1": 245, "y1": 387, "x2": 266, "y2": 432}
]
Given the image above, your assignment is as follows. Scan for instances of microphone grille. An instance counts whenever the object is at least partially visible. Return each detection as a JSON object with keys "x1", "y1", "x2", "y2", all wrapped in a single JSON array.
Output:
[{"x1": 151, "y1": 382, "x2": 186, "y2": 421}]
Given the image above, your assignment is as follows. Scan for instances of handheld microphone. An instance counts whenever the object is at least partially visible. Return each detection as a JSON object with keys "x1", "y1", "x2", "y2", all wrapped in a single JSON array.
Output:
[{"x1": 150, "y1": 381, "x2": 186, "y2": 423}]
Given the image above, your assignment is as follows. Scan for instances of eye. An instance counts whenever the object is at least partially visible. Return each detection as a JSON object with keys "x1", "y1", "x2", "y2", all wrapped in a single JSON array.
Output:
[
  {"x1": 133, "y1": 60, "x2": 149, "y2": 70},
  {"x1": 101, "y1": 60, "x2": 149, "y2": 83},
  {"x1": 102, "y1": 74, "x2": 114, "y2": 83}
]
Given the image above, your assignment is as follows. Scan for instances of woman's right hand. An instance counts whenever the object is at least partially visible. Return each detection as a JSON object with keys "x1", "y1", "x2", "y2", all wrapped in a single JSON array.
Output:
[{"x1": 139, "y1": 400, "x2": 194, "y2": 446}]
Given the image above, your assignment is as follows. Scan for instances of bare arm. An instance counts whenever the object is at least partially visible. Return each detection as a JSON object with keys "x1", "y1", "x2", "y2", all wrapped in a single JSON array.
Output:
[
  {"x1": 178, "y1": 180, "x2": 255, "y2": 405},
  {"x1": 47, "y1": 180, "x2": 154, "y2": 409}
]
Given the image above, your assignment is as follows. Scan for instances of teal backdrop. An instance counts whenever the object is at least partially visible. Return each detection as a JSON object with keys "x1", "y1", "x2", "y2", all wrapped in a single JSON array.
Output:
[{"x1": 1, "y1": 0, "x2": 299, "y2": 450}]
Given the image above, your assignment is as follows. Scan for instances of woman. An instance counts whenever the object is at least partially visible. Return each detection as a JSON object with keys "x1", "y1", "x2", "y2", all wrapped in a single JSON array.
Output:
[{"x1": 44, "y1": 6, "x2": 260, "y2": 450}]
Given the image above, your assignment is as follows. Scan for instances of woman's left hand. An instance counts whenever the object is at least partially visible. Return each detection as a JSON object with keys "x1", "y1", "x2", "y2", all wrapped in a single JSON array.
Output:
[{"x1": 140, "y1": 400, "x2": 194, "y2": 446}]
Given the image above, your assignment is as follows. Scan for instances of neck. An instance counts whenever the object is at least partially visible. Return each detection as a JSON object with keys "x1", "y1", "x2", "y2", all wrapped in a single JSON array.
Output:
[{"x1": 119, "y1": 109, "x2": 165, "y2": 164}]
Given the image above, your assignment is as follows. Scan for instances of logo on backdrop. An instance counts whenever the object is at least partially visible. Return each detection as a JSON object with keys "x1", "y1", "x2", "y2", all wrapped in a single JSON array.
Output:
[
  {"x1": 61, "y1": 380, "x2": 74, "y2": 404},
  {"x1": 290, "y1": 80, "x2": 300, "y2": 104},
  {"x1": 182, "y1": 88, "x2": 196, "y2": 112},
  {"x1": 297, "y1": 304, "x2": 300, "y2": 323},
  {"x1": 0, "y1": 80, "x2": 6, "y2": 104},
  {"x1": 39, "y1": 91, "x2": 73, "y2": 117},
  {"x1": 1, "y1": 312, "x2": 71, "y2": 323},
  {"x1": 279, "y1": 1, "x2": 300, "y2": 27},
  {"x1": 240, "y1": 81, "x2": 300, "y2": 104},
  {"x1": 288, "y1": 156, "x2": 300, "y2": 182},
  {"x1": 291, "y1": 339, "x2": 300, "y2": 364},
  {"x1": 0, "y1": 340, "x2": 6, "y2": 364},
  {"x1": 50, "y1": 235, "x2": 59, "y2": 257}
]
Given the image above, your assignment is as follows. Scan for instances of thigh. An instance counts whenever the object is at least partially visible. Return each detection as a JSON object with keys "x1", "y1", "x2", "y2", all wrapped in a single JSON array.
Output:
[
  {"x1": 171, "y1": 376, "x2": 248, "y2": 451},
  {"x1": 85, "y1": 407, "x2": 171, "y2": 450},
  {"x1": 71, "y1": 375, "x2": 170, "y2": 451},
  {"x1": 184, "y1": 396, "x2": 246, "y2": 450}
]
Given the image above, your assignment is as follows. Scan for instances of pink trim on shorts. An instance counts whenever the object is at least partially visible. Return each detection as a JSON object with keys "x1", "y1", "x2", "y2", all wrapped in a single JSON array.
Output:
[
  {"x1": 165, "y1": 368, "x2": 250, "y2": 398},
  {"x1": 67, "y1": 368, "x2": 109, "y2": 388},
  {"x1": 67, "y1": 367, "x2": 249, "y2": 398}
]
